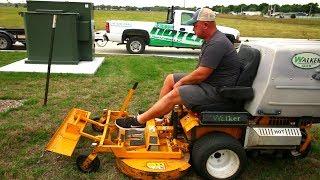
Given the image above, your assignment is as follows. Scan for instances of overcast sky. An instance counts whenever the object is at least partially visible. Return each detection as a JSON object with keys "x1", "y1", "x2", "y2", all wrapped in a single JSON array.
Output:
[{"x1": 1, "y1": 0, "x2": 320, "y2": 7}]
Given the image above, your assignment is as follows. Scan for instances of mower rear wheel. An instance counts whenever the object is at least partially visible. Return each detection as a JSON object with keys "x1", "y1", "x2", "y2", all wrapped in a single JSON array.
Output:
[
  {"x1": 91, "y1": 117, "x2": 104, "y2": 132},
  {"x1": 76, "y1": 155, "x2": 100, "y2": 173},
  {"x1": 192, "y1": 133, "x2": 246, "y2": 179}
]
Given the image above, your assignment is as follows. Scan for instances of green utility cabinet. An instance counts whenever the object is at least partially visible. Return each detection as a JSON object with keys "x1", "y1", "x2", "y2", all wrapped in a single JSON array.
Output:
[{"x1": 23, "y1": 1, "x2": 94, "y2": 64}]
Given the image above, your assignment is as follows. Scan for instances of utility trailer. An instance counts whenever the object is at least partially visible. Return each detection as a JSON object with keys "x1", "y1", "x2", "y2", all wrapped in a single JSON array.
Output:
[{"x1": 0, "y1": 28, "x2": 26, "y2": 50}]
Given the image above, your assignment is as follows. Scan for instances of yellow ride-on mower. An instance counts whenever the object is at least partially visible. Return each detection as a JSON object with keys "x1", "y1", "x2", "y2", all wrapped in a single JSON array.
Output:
[{"x1": 46, "y1": 41, "x2": 320, "y2": 179}]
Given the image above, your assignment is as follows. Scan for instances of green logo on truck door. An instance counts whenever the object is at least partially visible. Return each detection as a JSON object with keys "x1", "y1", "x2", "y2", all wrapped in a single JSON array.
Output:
[
  {"x1": 149, "y1": 23, "x2": 203, "y2": 48},
  {"x1": 292, "y1": 53, "x2": 320, "y2": 69}
]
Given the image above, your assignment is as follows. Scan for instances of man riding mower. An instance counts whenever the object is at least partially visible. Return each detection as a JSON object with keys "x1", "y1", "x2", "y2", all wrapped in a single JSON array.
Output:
[
  {"x1": 46, "y1": 40, "x2": 320, "y2": 179},
  {"x1": 45, "y1": 8, "x2": 320, "y2": 180}
]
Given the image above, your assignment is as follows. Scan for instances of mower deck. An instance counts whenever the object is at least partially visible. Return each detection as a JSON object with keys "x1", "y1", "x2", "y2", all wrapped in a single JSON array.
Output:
[
  {"x1": 46, "y1": 108, "x2": 191, "y2": 178},
  {"x1": 116, "y1": 157, "x2": 190, "y2": 179}
]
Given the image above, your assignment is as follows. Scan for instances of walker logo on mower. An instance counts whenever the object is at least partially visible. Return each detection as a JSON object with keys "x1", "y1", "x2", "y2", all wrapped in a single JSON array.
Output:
[
  {"x1": 292, "y1": 53, "x2": 320, "y2": 69},
  {"x1": 146, "y1": 162, "x2": 166, "y2": 170}
]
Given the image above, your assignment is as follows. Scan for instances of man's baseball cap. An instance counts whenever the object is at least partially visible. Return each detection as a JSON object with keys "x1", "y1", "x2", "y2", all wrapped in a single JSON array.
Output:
[{"x1": 186, "y1": 8, "x2": 216, "y2": 25}]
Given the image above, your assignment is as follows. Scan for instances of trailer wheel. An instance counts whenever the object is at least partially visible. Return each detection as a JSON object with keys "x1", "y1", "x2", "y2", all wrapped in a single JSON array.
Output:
[
  {"x1": 126, "y1": 37, "x2": 145, "y2": 54},
  {"x1": 76, "y1": 155, "x2": 100, "y2": 173},
  {"x1": 96, "y1": 39, "x2": 108, "y2": 47},
  {"x1": 0, "y1": 34, "x2": 12, "y2": 50},
  {"x1": 192, "y1": 133, "x2": 246, "y2": 179}
]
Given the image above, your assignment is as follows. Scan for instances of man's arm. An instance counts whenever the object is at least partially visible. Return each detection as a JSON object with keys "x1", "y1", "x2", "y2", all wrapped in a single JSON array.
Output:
[{"x1": 173, "y1": 66, "x2": 213, "y2": 88}]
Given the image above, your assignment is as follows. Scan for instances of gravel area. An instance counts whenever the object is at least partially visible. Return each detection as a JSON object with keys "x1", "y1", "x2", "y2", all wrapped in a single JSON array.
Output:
[{"x1": 0, "y1": 100, "x2": 24, "y2": 113}]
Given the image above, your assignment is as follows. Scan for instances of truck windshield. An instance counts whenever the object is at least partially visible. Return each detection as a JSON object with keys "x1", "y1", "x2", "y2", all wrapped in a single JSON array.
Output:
[
  {"x1": 167, "y1": 9, "x2": 174, "y2": 24},
  {"x1": 181, "y1": 12, "x2": 193, "y2": 25}
]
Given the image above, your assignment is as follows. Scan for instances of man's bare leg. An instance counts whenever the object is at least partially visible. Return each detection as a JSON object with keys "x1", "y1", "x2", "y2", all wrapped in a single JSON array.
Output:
[
  {"x1": 137, "y1": 88, "x2": 183, "y2": 124},
  {"x1": 159, "y1": 74, "x2": 175, "y2": 99}
]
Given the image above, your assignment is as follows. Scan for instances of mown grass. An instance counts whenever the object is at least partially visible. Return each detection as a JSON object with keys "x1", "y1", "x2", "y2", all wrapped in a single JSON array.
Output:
[
  {"x1": 0, "y1": 7, "x2": 25, "y2": 28},
  {"x1": 0, "y1": 52, "x2": 194, "y2": 179},
  {"x1": 0, "y1": 52, "x2": 319, "y2": 179},
  {"x1": 1, "y1": 7, "x2": 320, "y2": 39},
  {"x1": 216, "y1": 14, "x2": 320, "y2": 39}
]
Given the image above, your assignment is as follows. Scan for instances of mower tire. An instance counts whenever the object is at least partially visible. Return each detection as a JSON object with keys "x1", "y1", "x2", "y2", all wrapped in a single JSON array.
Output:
[
  {"x1": 126, "y1": 36, "x2": 146, "y2": 54},
  {"x1": 191, "y1": 133, "x2": 247, "y2": 179},
  {"x1": 76, "y1": 155, "x2": 100, "y2": 173}
]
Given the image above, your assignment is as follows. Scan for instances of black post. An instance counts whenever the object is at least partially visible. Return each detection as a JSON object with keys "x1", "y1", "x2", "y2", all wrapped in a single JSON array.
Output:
[{"x1": 44, "y1": 14, "x2": 57, "y2": 106}]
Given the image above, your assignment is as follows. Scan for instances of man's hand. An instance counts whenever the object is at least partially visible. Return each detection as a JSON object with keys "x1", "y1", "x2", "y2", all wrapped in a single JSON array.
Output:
[
  {"x1": 173, "y1": 66, "x2": 214, "y2": 88},
  {"x1": 173, "y1": 81, "x2": 182, "y2": 89}
]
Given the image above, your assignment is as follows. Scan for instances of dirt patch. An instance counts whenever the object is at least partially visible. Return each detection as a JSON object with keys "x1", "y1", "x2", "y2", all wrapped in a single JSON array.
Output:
[{"x1": 0, "y1": 100, "x2": 24, "y2": 113}]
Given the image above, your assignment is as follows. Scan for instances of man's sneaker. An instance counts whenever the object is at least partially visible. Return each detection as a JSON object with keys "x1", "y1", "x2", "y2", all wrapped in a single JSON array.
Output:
[{"x1": 115, "y1": 116, "x2": 146, "y2": 129}]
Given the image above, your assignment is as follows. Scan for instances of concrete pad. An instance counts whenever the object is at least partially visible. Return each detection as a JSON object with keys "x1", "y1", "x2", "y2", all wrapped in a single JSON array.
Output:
[{"x1": 0, "y1": 57, "x2": 105, "y2": 74}]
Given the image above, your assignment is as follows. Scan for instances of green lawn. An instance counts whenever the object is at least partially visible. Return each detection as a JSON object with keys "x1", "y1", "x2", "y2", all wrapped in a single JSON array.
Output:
[
  {"x1": 0, "y1": 7, "x2": 25, "y2": 28},
  {"x1": 0, "y1": 52, "x2": 319, "y2": 179},
  {"x1": 1, "y1": 7, "x2": 320, "y2": 39},
  {"x1": 216, "y1": 15, "x2": 320, "y2": 39}
]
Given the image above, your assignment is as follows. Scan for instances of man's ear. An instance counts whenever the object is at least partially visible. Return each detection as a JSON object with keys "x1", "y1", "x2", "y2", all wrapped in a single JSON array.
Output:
[{"x1": 203, "y1": 22, "x2": 208, "y2": 29}]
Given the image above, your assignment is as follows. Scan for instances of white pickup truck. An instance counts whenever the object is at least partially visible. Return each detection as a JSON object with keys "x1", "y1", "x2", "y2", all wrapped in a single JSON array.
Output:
[{"x1": 105, "y1": 8, "x2": 241, "y2": 54}]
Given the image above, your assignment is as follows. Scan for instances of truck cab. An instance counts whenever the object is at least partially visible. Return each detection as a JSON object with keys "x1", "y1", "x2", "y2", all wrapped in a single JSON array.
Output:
[{"x1": 171, "y1": 9, "x2": 240, "y2": 46}]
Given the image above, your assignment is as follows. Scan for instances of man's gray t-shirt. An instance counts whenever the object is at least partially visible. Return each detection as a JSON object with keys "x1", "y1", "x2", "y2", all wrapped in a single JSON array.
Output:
[
  {"x1": 197, "y1": 30, "x2": 240, "y2": 87},
  {"x1": 174, "y1": 30, "x2": 241, "y2": 108}
]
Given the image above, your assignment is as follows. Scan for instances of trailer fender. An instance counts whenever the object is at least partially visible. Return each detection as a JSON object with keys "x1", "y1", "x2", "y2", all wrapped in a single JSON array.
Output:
[{"x1": 0, "y1": 30, "x2": 16, "y2": 44}]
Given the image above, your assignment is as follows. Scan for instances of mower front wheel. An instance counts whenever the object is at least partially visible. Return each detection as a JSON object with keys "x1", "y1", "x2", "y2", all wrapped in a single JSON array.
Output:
[
  {"x1": 76, "y1": 155, "x2": 100, "y2": 173},
  {"x1": 192, "y1": 133, "x2": 247, "y2": 179}
]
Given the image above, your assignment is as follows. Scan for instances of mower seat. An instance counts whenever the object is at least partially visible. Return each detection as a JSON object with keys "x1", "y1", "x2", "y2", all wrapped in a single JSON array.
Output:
[{"x1": 192, "y1": 45, "x2": 261, "y2": 113}]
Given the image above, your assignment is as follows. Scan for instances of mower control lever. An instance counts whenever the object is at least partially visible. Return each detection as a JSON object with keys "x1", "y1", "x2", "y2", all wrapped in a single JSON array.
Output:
[
  {"x1": 133, "y1": 82, "x2": 139, "y2": 90},
  {"x1": 119, "y1": 82, "x2": 139, "y2": 116}
]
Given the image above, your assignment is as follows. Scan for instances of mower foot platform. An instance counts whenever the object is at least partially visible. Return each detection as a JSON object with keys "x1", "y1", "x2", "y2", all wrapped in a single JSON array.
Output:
[{"x1": 46, "y1": 108, "x2": 91, "y2": 156}]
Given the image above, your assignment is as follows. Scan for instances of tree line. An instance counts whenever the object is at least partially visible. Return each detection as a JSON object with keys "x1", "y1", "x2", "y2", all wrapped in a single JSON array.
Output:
[
  {"x1": 1, "y1": 3, "x2": 319, "y2": 14},
  {"x1": 212, "y1": 3, "x2": 320, "y2": 14},
  {"x1": 92, "y1": 3, "x2": 320, "y2": 15},
  {"x1": 94, "y1": 3, "x2": 320, "y2": 15}
]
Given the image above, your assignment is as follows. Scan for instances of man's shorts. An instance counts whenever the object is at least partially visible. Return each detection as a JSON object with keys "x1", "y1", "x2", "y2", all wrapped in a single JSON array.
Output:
[{"x1": 173, "y1": 73, "x2": 224, "y2": 109}]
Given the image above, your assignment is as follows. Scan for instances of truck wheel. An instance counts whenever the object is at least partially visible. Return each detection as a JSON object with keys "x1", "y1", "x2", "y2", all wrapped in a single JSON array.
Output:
[
  {"x1": 192, "y1": 133, "x2": 247, "y2": 179},
  {"x1": 126, "y1": 37, "x2": 145, "y2": 54},
  {"x1": 0, "y1": 34, "x2": 12, "y2": 50}
]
